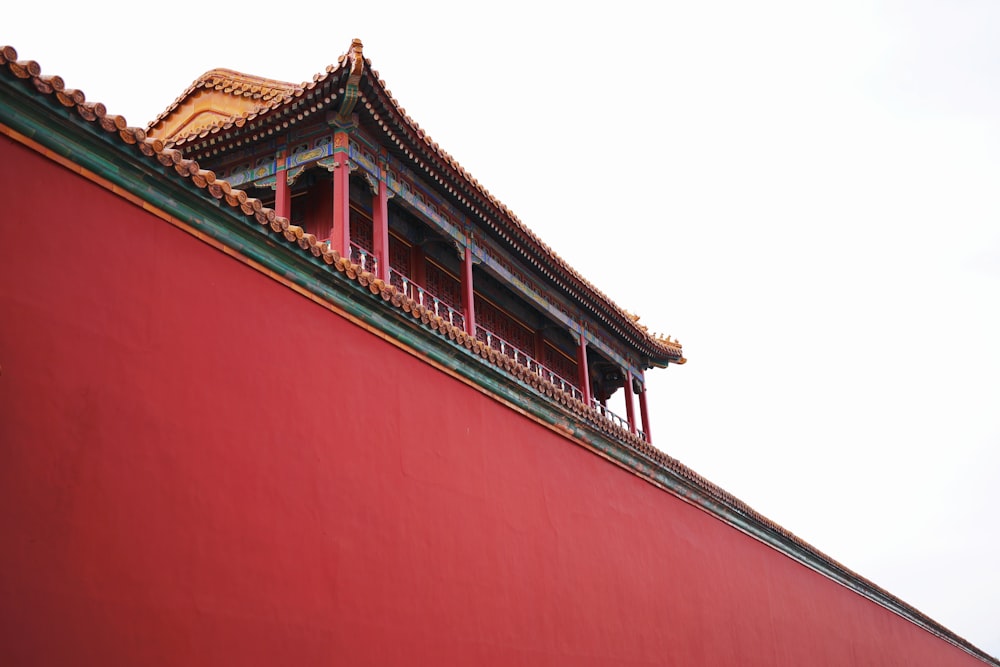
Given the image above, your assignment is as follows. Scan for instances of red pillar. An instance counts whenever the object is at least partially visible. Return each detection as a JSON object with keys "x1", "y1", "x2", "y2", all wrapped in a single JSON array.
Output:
[
  {"x1": 372, "y1": 163, "x2": 389, "y2": 281},
  {"x1": 638, "y1": 382, "x2": 652, "y2": 443},
  {"x1": 330, "y1": 130, "x2": 351, "y2": 258},
  {"x1": 624, "y1": 368, "x2": 637, "y2": 434},
  {"x1": 577, "y1": 332, "x2": 591, "y2": 405},
  {"x1": 275, "y1": 147, "x2": 290, "y2": 221},
  {"x1": 462, "y1": 243, "x2": 476, "y2": 337}
]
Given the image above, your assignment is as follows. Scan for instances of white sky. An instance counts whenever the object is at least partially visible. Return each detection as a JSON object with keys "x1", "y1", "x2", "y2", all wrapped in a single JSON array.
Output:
[{"x1": 5, "y1": 0, "x2": 999, "y2": 658}]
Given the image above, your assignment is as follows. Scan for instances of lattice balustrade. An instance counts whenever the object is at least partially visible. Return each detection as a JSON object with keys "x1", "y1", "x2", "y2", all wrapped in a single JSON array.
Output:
[
  {"x1": 475, "y1": 297, "x2": 534, "y2": 356},
  {"x1": 349, "y1": 243, "x2": 378, "y2": 274},
  {"x1": 380, "y1": 263, "x2": 626, "y2": 435},
  {"x1": 591, "y1": 399, "x2": 630, "y2": 432},
  {"x1": 475, "y1": 325, "x2": 583, "y2": 401},
  {"x1": 543, "y1": 343, "x2": 579, "y2": 388},
  {"x1": 388, "y1": 268, "x2": 465, "y2": 330}
]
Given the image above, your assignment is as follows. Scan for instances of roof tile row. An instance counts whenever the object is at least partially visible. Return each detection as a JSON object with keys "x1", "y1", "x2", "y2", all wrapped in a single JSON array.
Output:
[{"x1": 146, "y1": 67, "x2": 302, "y2": 138}]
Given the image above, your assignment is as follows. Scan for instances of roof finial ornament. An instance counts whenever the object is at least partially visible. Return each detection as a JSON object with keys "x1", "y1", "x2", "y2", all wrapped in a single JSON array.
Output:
[{"x1": 334, "y1": 38, "x2": 365, "y2": 124}]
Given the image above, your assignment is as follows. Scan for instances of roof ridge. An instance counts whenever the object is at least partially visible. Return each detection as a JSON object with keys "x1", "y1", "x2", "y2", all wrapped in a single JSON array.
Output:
[
  {"x1": 144, "y1": 67, "x2": 303, "y2": 135},
  {"x1": 195, "y1": 67, "x2": 300, "y2": 89}
]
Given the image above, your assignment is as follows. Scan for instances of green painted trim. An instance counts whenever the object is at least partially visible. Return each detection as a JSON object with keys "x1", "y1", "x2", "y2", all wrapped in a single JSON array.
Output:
[{"x1": 2, "y1": 71, "x2": 995, "y2": 667}]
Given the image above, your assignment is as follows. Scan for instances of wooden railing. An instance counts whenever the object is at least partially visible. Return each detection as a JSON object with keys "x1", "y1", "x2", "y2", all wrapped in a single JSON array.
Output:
[
  {"x1": 475, "y1": 324, "x2": 584, "y2": 402},
  {"x1": 349, "y1": 243, "x2": 378, "y2": 275},
  {"x1": 387, "y1": 268, "x2": 465, "y2": 330},
  {"x1": 590, "y1": 399, "x2": 630, "y2": 433},
  {"x1": 377, "y1": 267, "x2": 636, "y2": 436}
]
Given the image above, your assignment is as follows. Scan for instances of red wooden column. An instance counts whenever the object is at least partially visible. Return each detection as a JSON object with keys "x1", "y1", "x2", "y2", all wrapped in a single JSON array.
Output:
[
  {"x1": 275, "y1": 147, "x2": 290, "y2": 221},
  {"x1": 638, "y1": 380, "x2": 652, "y2": 443},
  {"x1": 577, "y1": 331, "x2": 592, "y2": 405},
  {"x1": 330, "y1": 130, "x2": 352, "y2": 258},
  {"x1": 462, "y1": 240, "x2": 476, "y2": 337},
  {"x1": 624, "y1": 368, "x2": 637, "y2": 434},
  {"x1": 371, "y1": 159, "x2": 389, "y2": 281}
]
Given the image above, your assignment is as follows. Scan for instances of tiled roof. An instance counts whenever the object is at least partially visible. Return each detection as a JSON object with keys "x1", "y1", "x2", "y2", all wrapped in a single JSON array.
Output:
[
  {"x1": 146, "y1": 69, "x2": 302, "y2": 144},
  {"x1": 1, "y1": 42, "x2": 997, "y2": 667},
  {"x1": 154, "y1": 39, "x2": 685, "y2": 366}
]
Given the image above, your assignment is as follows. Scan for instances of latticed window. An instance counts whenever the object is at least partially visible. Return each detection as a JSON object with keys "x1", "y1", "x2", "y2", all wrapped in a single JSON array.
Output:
[
  {"x1": 350, "y1": 210, "x2": 373, "y2": 252},
  {"x1": 543, "y1": 343, "x2": 579, "y2": 388},
  {"x1": 475, "y1": 296, "x2": 534, "y2": 357},
  {"x1": 389, "y1": 235, "x2": 411, "y2": 277},
  {"x1": 425, "y1": 262, "x2": 462, "y2": 310}
]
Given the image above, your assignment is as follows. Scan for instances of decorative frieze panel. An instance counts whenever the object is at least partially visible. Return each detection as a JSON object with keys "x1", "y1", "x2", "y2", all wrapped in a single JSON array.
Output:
[
  {"x1": 382, "y1": 167, "x2": 463, "y2": 246},
  {"x1": 474, "y1": 241, "x2": 572, "y2": 324},
  {"x1": 350, "y1": 140, "x2": 378, "y2": 177},
  {"x1": 221, "y1": 133, "x2": 336, "y2": 186},
  {"x1": 591, "y1": 329, "x2": 630, "y2": 369}
]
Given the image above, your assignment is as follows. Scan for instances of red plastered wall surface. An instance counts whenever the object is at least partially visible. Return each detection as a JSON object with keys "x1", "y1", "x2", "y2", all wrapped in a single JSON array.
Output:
[{"x1": 0, "y1": 133, "x2": 985, "y2": 666}]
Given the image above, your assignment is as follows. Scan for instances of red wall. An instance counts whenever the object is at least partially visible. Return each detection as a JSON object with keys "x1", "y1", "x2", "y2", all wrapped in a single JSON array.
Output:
[{"x1": 0, "y1": 133, "x2": 986, "y2": 666}]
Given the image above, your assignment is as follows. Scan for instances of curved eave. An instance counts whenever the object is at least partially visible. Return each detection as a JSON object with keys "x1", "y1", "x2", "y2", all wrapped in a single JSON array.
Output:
[
  {"x1": 355, "y1": 72, "x2": 684, "y2": 365},
  {"x1": 144, "y1": 42, "x2": 685, "y2": 365},
  {"x1": 161, "y1": 56, "x2": 352, "y2": 150},
  {"x1": 146, "y1": 68, "x2": 303, "y2": 141}
]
